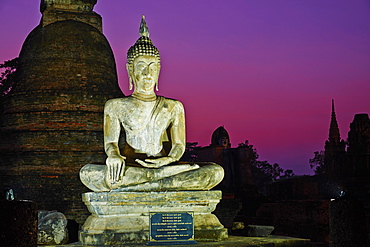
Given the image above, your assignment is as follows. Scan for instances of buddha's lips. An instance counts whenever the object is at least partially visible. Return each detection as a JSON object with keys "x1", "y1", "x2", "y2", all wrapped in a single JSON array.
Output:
[{"x1": 143, "y1": 78, "x2": 153, "y2": 82}]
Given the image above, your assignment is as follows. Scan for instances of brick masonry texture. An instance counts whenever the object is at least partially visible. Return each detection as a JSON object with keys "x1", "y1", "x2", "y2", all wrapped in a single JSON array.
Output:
[{"x1": 0, "y1": 7, "x2": 124, "y2": 225}]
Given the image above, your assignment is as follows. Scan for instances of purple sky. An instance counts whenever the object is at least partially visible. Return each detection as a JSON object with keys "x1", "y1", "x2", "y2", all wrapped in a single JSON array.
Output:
[{"x1": 1, "y1": 0, "x2": 370, "y2": 174}]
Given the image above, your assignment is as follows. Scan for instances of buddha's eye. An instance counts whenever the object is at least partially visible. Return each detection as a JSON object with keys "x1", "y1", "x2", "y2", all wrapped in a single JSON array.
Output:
[
  {"x1": 148, "y1": 63, "x2": 158, "y2": 72},
  {"x1": 136, "y1": 62, "x2": 146, "y2": 70}
]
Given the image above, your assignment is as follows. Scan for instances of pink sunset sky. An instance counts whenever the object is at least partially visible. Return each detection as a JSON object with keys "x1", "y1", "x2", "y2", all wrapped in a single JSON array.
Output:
[{"x1": 1, "y1": 0, "x2": 369, "y2": 174}]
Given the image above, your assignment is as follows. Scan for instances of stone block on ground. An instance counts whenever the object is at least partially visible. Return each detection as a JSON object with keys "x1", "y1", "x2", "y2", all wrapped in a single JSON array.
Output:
[
  {"x1": 245, "y1": 225, "x2": 274, "y2": 237},
  {"x1": 232, "y1": 221, "x2": 245, "y2": 230},
  {"x1": 38, "y1": 210, "x2": 68, "y2": 245}
]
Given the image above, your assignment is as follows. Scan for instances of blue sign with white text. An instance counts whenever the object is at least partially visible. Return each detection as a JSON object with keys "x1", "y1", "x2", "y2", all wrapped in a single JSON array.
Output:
[{"x1": 148, "y1": 212, "x2": 197, "y2": 245}]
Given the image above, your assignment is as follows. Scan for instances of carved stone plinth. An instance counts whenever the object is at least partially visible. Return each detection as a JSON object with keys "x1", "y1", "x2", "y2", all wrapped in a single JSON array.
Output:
[{"x1": 79, "y1": 191, "x2": 228, "y2": 245}]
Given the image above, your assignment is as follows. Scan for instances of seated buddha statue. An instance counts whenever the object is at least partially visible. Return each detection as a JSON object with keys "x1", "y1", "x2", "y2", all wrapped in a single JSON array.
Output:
[{"x1": 80, "y1": 16, "x2": 224, "y2": 192}]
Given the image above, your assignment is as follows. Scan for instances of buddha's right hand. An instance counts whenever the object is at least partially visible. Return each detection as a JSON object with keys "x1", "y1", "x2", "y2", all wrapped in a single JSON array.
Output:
[{"x1": 106, "y1": 155, "x2": 126, "y2": 184}]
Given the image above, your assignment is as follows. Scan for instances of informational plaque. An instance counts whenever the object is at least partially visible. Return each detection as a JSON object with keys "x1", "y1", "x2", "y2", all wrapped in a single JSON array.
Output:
[{"x1": 147, "y1": 212, "x2": 197, "y2": 245}]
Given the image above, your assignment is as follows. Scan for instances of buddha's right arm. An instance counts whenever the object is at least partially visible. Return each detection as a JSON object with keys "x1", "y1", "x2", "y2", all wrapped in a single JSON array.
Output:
[
  {"x1": 104, "y1": 115, "x2": 126, "y2": 161},
  {"x1": 103, "y1": 101, "x2": 126, "y2": 182},
  {"x1": 103, "y1": 100, "x2": 125, "y2": 158}
]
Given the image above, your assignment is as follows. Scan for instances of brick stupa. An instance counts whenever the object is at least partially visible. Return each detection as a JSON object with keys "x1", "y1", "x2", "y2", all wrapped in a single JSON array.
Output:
[{"x1": 0, "y1": 0, "x2": 123, "y2": 224}]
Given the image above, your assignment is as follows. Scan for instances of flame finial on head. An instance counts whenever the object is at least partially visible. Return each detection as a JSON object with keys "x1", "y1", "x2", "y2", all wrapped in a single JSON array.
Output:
[
  {"x1": 127, "y1": 15, "x2": 160, "y2": 64},
  {"x1": 127, "y1": 15, "x2": 161, "y2": 90},
  {"x1": 139, "y1": 15, "x2": 150, "y2": 38}
]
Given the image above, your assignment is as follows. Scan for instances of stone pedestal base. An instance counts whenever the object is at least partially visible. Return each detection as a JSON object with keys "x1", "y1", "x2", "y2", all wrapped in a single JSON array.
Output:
[{"x1": 79, "y1": 191, "x2": 228, "y2": 245}]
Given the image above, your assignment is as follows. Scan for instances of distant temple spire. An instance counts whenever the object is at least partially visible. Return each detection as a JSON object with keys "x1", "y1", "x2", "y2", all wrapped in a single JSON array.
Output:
[
  {"x1": 329, "y1": 99, "x2": 341, "y2": 144},
  {"x1": 325, "y1": 99, "x2": 346, "y2": 177}
]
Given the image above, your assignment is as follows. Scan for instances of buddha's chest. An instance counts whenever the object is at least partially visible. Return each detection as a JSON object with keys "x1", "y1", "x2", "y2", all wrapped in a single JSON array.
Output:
[{"x1": 119, "y1": 101, "x2": 171, "y2": 131}]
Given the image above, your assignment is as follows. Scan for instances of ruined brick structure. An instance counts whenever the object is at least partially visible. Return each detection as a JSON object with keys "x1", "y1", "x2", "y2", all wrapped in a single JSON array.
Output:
[
  {"x1": 324, "y1": 100, "x2": 370, "y2": 184},
  {"x1": 0, "y1": 0, "x2": 123, "y2": 224},
  {"x1": 195, "y1": 126, "x2": 254, "y2": 195},
  {"x1": 347, "y1": 113, "x2": 370, "y2": 177}
]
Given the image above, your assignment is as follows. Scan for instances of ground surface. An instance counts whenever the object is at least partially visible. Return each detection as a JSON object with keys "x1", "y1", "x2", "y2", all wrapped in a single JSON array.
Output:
[{"x1": 38, "y1": 235, "x2": 311, "y2": 247}]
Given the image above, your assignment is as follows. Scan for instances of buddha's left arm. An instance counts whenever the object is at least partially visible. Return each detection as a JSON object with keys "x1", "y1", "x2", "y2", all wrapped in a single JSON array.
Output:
[{"x1": 167, "y1": 101, "x2": 186, "y2": 161}]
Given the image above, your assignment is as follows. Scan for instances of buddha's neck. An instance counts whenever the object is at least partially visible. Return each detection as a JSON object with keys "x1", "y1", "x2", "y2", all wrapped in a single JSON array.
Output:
[{"x1": 131, "y1": 92, "x2": 157, "y2": 102}]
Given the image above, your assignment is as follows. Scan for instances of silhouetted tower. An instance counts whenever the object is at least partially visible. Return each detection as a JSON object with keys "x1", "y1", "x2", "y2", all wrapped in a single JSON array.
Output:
[
  {"x1": 324, "y1": 100, "x2": 346, "y2": 178},
  {"x1": 347, "y1": 114, "x2": 370, "y2": 176},
  {"x1": 195, "y1": 126, "x2": 254, "y2": 194},
  {"x1": 0, "y1": 0, "x2": 123, "y2": 224}
]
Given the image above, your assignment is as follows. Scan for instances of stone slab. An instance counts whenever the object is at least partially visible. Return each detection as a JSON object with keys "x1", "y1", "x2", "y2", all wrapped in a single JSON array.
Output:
[
  {"x1": 79, "y1": 191, "x2": 228, "y2": 245},
  {"x1": 246, "y1": 225, "x2": 275, "y2": 237},
  {"x1": 81, "y1": 190, "x2": 222, "y2": 215}
]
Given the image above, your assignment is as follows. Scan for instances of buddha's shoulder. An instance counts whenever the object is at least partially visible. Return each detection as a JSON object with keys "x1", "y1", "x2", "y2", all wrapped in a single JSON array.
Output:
[
  {"x1": 160, "y1": 96, "x2": 184, "y2": 107},
  {"x1": 159, "y1": 96, "x2": 182, "y2": 105},
  {"x1": 104, "y1": 97, "x2": 135, "y2": 107}
]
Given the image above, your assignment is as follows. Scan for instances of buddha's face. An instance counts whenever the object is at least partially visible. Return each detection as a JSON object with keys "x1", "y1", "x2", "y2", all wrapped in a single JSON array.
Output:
[{"x1": 127, "y1": 55, "x2": 160, "y2": 94}]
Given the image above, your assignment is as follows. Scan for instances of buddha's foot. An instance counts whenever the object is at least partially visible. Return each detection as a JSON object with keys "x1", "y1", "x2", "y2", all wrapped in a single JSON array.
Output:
[{"x1": 113, "y1": 163, "x2": 224, "y2": 192}]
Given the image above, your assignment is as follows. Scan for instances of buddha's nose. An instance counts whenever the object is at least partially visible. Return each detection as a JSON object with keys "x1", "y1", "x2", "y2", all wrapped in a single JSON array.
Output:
[{"x1": 143, "y1": 66, "x2": 149, "y2": 75}]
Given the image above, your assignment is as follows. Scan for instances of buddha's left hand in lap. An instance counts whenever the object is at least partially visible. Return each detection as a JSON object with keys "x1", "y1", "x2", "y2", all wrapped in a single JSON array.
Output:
[{"x1": 135, "y1": 157, "x2": 175, "y2": 168}]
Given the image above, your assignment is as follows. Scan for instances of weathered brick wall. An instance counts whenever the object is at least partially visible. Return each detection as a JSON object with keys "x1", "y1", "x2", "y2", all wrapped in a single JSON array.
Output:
[
  {"x1": 40, "y1": 0, "x2": 101, "y2": 30},
  {"x1": 0, "y1": 7, "x2": 123, "y2": 225},
  {"x1": 41, "y1": 10, "x2": 102, "y2": 31},
  {"x1": 195, "y1": 146, "x2": 254, "y2": 194},
  {"x1": 235, "y1": 146, "x2": 253, "y2": 188}
]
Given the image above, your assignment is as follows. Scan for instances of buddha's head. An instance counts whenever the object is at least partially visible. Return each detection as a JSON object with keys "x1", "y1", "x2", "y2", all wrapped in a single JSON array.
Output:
[{"x1": 127, "y1": 16, "x2": 161, "y2": 94}]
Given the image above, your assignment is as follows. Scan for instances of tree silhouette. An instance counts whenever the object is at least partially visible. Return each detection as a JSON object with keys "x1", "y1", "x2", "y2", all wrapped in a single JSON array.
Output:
[
  {"x1": 181, "y1": 142, "x2": 202, "y2": 162},
  {"x1": 309, "y1": 150, "x2": 325, "y2": 175},
  {"x1": 0, "y1": 57, "x2": 18, "y2": 96},
  {"x1": 239, "y1": 140, "x2": 295, "y2": 192}
]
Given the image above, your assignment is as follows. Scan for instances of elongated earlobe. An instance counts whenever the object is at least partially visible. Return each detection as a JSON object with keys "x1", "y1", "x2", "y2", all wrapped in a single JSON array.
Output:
[
  {"x1": 126, "y1": 63, "x2": 133, "y2": 90},
  {"x1": 155, "y1": 64, "x2": 160, "y2": 91},
  {"x1": 129, "y1": 78, "x2": 133, "y2": 90}
]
